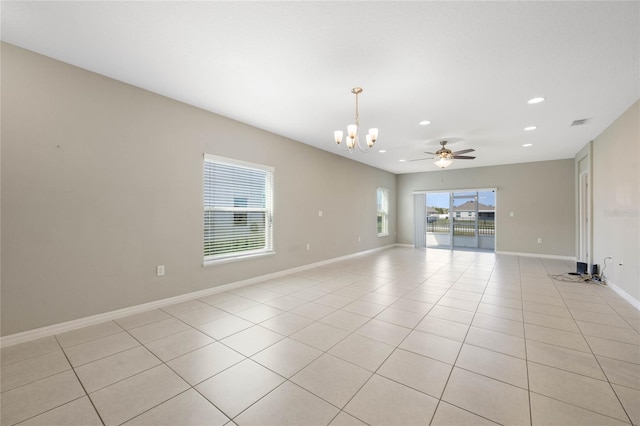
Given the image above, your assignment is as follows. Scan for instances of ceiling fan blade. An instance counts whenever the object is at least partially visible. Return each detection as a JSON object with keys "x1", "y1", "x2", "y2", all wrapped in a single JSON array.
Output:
[
  {"x1": 451, "y1": 148, "x2": 475, "y2": 155},
  {"x1": 423, "y1": 151, "x2": 438, "y2": 155},
  {"x1": 409, "y1": 157, "x2": 434, "y2": 162},
  {"x1": 452, "y1": 155, "x2": 476, "y2": 160}
]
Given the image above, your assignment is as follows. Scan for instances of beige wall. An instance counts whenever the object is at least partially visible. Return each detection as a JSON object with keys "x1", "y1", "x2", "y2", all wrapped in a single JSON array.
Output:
[
  {"x1": 397, "y1": 160, "x2": 575, "y2": 256},
  {"x1": 1, "y1": 43, "x2": 396, "y2": 336},
  {"x1": 591, "y1": 100, "x2": 639, "y2": 302}
]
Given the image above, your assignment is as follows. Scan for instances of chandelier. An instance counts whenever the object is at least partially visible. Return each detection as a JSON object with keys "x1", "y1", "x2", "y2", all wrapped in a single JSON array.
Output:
[{"x1": 334, "y1": 87, "x2": 378, "y2": 152}]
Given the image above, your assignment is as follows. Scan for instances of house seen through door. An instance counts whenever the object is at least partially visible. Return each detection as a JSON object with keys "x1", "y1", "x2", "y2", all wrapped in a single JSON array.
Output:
[{"x1": 421, "y1": 190, "x2": 496, "y2": 251}]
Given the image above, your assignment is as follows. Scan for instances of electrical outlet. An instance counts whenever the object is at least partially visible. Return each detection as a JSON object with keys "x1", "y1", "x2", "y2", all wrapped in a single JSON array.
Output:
[
  {"x1": 509, "y1": 212, "x2": 514, "y2": 217},
  {"x1": 537, "y1": 238, "x2": 542, "y2": 244},
  {"x1": 306, "y1": 243, "x2": 310, "y2": 251},
  {"x1": 318, "y1": 210, "x2": 323, "y2": 217},
  {"x1": 358, "y1": 236, "x2": 361, "y2": 242},
  {"x1": 156, "y1": 265, "x2": 165, "y2": 276}
]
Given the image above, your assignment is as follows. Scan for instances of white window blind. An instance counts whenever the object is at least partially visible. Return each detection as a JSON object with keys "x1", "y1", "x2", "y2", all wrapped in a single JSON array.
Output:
[
  {"x1": 204, "y1": 154, "x2": 274, "y2": 262},
  {"x1": 377, "y1": 187, "x2": 389, "y2": 236}
]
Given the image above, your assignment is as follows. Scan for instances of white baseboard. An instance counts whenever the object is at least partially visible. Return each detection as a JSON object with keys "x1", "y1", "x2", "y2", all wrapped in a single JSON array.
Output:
[
  {"x1": 495, "y1": 251, "x2": 577, "y2": 262},
  {"x1": 606, "y1": 279, "x2": 640, "y2": 311},
  {"x1": 0, "y1": 244, "x2": 396, "y2": 348}
]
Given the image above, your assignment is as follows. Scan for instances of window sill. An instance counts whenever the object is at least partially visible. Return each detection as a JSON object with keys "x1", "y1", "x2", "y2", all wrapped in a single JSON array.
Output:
[
  {"x1": 203, "y1": 250, "x2": 276, "y2": 267},
  {"x1": 377, "y1": 233, "x2": 390, "y2": 237}
]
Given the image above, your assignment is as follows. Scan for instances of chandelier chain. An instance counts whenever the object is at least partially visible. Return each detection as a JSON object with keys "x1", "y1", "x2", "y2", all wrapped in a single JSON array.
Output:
[{"x1": 354, "y1": 90, "x2": 360, "y2": 129}]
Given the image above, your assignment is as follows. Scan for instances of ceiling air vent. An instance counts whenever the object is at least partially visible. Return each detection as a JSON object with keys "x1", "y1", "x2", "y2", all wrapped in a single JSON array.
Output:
[{"x1": 571, "y1": 118, "x2": 590, "y2": 126}]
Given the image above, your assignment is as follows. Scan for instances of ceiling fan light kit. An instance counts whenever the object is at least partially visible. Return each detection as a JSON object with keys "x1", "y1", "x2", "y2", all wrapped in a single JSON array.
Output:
[
  {"x1": 434, "y1": 157, "x2": 454, "y2": 169},
  {"x1": 334, "y1": 87, "x2": 378, "y2": 153}
]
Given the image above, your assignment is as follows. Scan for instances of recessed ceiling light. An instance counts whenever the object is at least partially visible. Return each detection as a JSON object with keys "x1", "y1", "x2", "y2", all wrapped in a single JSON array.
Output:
[
  {"x1": 378, "y1": 150, "x2": 386, "y2": 153},
  {"x1": 524, "y1": 126, "x2": 537, "y2": 131},
  {"x1": 399, "y1": 159, "x2": 406, "y2": 162},
  {"x1": 522, "y1": 143, "x2": 533, "y2": 147},
  {"x1": 527, "y1": 97, "x2": 545, "y2": 104},
  {"x1": 419, "y1": 120, "x2": 431, "y2": 126}
]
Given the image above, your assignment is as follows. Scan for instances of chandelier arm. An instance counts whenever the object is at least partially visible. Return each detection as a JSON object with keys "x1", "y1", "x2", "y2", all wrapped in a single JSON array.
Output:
[{"x1": 356, "y1": 140, "x2": 372, "y2": 152}]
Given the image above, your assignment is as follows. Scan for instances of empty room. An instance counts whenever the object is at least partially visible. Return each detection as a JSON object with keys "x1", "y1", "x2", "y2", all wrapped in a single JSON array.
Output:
[{"x1": 1, "y1": 2, "x2": 639, "y2": 425}]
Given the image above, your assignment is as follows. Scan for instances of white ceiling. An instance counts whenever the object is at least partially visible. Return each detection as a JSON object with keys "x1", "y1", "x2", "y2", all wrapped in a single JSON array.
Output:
[{"x1": 2, "y1": 1, "x2": 639, "y2": 174}]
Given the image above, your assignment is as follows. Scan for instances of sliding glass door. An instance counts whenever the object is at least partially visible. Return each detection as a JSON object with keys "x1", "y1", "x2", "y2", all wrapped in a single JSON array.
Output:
[
  {"x1": 425, "y1": 192, "x2": 451, "y2": 248},
  {"x1": 452, "y1": 192, "x2": 478, "y2": 248},
  {"x1": 477, "y1": 190, "x2": 496, "y2": 250},
  {"x1": 422, "y1": 189, "x2": 495, "y2": 251}
]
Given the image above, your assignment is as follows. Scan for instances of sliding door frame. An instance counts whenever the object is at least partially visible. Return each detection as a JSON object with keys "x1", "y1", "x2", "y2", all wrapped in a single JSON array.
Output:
[{"x1": 413, "y1": 188, "x2": 498, "y2": 251}]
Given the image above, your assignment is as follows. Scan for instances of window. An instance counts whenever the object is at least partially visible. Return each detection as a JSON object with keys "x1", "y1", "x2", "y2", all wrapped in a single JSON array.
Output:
[
  {"x1": 204, "y1": 154, "x2": 274, "y2": 263},
  {"x1": 233, "y1": 197, "x2": 248, "y2": 225},
  {"x1": 377, "y1": 187, "x2": 389, "y2": 236}
]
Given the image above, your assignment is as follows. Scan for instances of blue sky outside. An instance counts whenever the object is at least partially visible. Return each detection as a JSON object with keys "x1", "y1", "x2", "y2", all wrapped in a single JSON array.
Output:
[{"x1": 427, "y1": 191, "x2": 495, "y2": 209}]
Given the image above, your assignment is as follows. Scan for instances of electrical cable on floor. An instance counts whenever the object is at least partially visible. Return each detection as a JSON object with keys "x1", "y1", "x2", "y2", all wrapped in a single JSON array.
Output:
[
  {"x1": 548, "y1": 273, "x2": 607, "y2": 286},
  {"x1": 549, "y1": 256, "x2": 614, "y2": 287}
]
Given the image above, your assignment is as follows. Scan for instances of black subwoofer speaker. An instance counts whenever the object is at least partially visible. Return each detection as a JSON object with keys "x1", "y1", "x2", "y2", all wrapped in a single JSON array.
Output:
[{"x1": 577, "y1": 262, "x2": 588, "y2": 275}]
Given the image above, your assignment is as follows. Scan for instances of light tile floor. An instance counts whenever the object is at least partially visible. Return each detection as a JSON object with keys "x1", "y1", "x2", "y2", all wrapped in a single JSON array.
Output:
[{"x1": 2, "y1": 247, "x2": 639, "y2": 425}]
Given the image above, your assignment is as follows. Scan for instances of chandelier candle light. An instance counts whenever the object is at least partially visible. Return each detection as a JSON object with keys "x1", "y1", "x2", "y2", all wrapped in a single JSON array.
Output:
[{"x1": 334, "y1": 87, "x2": 378, "y2": 152}]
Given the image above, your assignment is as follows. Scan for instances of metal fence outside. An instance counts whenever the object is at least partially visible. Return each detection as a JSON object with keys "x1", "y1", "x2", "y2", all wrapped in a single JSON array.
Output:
[{"x1": 426, "y1": 220, "x2": 495, "y2": 236}]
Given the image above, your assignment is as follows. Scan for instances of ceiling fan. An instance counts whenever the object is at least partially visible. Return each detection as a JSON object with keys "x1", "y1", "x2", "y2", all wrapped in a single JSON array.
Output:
[{"x1": 410, "y1": 140, "x2": 476, "y2": 168}]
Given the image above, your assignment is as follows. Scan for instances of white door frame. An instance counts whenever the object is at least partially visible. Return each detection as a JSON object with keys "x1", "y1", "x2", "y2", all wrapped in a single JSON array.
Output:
[{"x1": 578, "y1": 170, "x2": 591, "y2": 264}]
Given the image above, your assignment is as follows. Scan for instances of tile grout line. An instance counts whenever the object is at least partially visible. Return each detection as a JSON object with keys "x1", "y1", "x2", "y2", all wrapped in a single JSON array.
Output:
[
  {"x1": 180, "y1": 275, "x2": 392, "y2": 424},
  {"x1": 157, "y1": 255, "x2": 636, "y2": 424},
  {"x1": 213, "y1": 270, "x2": 396, "y2": 425},
  {"x1": 1, "y1": 340, "x2": 103, "y2": 426},
  {"x1": 264, "y1": 254, "x2": 456, "y2": 424},
  {"x1": 120, "y1": 388, "x2": 199, "y2": 425},
  {"x1": 53, "y1": 327, "x2": 124, "y2": 351},
  {"x1": 54, "y1": 334, "x2": 107, "y2": 426},
  {"x1": 316, "y1": 256, "x2": 453, "y2": 425},
  {"x1": 5, "y1": 249, "x2": 637, "y2": 425},
  {"x1": 97, "y1": 312, "x2": 241, "y2": 425},
  {"x1": 427, "y1": 254, "x2": 498, "y2": 426},
  {"x1": 520, "y1": 256, "x2": 535, "y2": 426},
  {"x1": 115, "y1": 310, "x2": 251, "y2": 425},
  {"x1": 497, "y1": 258, "x2": 639, "y2": 423},
  {"x1": 542, "y1": 259, "x2": 635, "y2": 425},
  {"x1": 6, "y1": 395, "x2": 94, "y2": 426}
]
